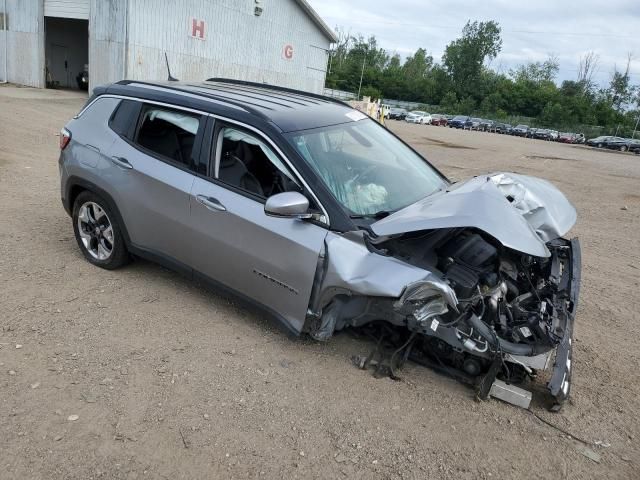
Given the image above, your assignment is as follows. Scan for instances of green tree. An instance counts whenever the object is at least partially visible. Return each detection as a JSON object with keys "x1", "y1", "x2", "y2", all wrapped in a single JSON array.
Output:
[
  {"x1": 442, "y1": 20, "x2": 503, "y2": 101},
  {"x1": 323, "y1": 22, "x2": 639, "y2": 135}
]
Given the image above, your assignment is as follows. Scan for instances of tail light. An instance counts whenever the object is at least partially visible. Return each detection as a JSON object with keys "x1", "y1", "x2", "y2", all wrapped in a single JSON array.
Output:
[{"x1": 60, "y1": 128, "x2": 71, "y2": 150}]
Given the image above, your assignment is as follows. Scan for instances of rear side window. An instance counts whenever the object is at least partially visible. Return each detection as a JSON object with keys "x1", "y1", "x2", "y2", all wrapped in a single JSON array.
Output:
[
  {"x1": 134, "y1": 105, "x2": 203, "y2": 170},
  {"x1": 109, "y1": 99, "x2": 141, "y2": 139}
]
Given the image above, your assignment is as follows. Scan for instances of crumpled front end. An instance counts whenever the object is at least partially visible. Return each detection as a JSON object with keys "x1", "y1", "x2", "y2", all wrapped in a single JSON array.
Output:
[{"x1": 306, "y1": 173, "x2": 581, "y2": 410}]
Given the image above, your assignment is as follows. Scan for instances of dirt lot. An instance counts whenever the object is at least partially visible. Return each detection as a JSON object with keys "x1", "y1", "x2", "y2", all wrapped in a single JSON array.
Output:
[{"x1": 1, "y1": 85, "x2": 638, "y2": 479}]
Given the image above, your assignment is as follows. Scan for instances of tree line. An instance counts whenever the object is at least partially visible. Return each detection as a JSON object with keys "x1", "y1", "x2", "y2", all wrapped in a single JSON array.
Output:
[{"x1": 325, "y1": 21, "x2": 640, "y2": 136}]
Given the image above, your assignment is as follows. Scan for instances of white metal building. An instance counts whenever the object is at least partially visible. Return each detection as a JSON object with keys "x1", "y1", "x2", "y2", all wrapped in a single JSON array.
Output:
[{"x1": 0, "y1": 0, "x2": 336, "y2": 93}]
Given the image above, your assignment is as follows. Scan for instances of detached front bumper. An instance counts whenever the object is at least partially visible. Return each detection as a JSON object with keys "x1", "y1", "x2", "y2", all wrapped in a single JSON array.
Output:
[{"x1": 547, "y1": 237, "x2": 581, "y2": 409}]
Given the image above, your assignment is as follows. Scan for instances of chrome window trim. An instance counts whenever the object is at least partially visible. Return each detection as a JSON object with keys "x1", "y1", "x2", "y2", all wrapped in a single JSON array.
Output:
[{"x1": 75, "y1": 94, "x2": 330, "y2": 226}]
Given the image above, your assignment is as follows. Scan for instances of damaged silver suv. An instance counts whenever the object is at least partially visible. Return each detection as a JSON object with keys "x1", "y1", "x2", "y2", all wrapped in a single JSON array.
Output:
[{"x1": 59, "y1": 79, "x2": 580, "y2": 410}]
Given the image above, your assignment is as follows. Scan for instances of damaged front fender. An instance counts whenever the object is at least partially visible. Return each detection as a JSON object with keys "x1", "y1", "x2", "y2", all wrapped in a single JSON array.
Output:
[{"x1": 308, "y1": 231, "x2": 457, "y2": 341}]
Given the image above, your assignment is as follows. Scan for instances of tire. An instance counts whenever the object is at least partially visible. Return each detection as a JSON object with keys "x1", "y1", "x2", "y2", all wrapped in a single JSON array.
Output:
[
  {"x1": 72, "y1": 191, "x2": 130, "y2": 270},
  {"x1": 620, "y1": 145, "x2": 628, "y2": 152},
  {"x1": 597, "y1": 143, "x2": 603, "y2": 148}
]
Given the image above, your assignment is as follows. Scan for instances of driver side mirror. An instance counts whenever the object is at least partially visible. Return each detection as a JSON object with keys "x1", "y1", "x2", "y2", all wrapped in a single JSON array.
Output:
[{"x1": 264, "y1": 192, "x2": 312, "y2": 219}]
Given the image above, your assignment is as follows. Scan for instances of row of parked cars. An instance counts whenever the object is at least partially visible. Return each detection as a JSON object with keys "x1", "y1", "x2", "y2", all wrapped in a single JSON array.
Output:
[
  {"x1": 584, "y1": 136, "x2": 640, "y2": 153},
  {"x1": 387, "y1": 107, "x2": 639, "y2": 151}
]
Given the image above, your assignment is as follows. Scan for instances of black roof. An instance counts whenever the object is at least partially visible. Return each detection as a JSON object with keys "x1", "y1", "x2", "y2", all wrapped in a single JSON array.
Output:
[{"x1": 100, "y1": 79, "x2": 356, "y2": 133}]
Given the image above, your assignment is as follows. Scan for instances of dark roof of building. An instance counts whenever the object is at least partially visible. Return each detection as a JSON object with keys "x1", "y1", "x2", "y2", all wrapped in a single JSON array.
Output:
[{"x1": 108, "y1": 79, "x2": 358, "y2": 133}]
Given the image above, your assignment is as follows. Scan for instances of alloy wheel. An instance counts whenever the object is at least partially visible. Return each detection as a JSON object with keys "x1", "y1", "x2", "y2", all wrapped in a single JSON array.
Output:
[{"x1": 77, "y1": 201, "x2": 114, "y2": 260}]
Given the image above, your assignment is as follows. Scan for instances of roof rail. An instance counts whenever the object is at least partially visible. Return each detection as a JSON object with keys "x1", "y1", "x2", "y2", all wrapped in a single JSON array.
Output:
[
  {"x1": 113, "y1": 80, "x2": 271, "y2": 120},
  {"x1": 204, "y1": 78, "x2": 350, "y2": 107}
]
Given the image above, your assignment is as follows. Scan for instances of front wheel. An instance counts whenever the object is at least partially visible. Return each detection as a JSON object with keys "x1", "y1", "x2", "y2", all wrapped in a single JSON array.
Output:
[
  {"x1": 620, "y1": 145, "x2": 628, "y2": 152},
  {"x1": 72, "y1": 191, "x2": 130, "y2": 270}
]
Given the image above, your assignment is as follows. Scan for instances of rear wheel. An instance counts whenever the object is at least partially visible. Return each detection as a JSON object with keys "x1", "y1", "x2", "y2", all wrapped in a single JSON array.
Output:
[
  {"x1": 72, "y1": 191, "x2": 130, "y2": 270},
  {"x1": 620, "y1": 145, "x2": 628, "y2": 152},
  {"x1": 597, "y1": 143, "x2": 603, "y2": 148}
]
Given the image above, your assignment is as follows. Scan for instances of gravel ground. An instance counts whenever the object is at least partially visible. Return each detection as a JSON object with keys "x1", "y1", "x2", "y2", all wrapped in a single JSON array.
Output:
[{"x1": 1, "y1": 85, "x2": 638, "y2": 479}]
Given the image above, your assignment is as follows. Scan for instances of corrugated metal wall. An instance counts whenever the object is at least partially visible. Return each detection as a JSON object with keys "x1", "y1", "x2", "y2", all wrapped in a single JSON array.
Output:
[
  {"x1": 0, "y1": 0, "x2": 45, "y2": 87},
  {"x1": 124, "y1": 0, "x2": 330, "y2": 93},
  {"x1": 0, "y1": 0, "x2": 332, "y2": 92},
  {"x1": 44, "y1": 0, "x2": 90, "y2": 20},
  {"x1": 88, "y1": 0, "x2": 127, "y2": 91}
]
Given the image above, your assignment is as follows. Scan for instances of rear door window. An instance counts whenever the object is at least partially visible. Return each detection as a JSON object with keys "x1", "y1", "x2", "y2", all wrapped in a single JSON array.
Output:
[
  {"x1": 134, "y1": 104, "x2": 203, "y2": 171},
  {"x1": 108, "y1": 99, "x2": 141, "y2": 139}
]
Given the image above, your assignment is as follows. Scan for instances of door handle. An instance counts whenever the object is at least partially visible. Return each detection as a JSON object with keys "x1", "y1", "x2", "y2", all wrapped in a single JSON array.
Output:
[
  {"x1": 196, "y1": 194, "x2": 226, "y2": 212},
  {"x1": 110, "y1": 156, "x2": 133, "y2": 169}
]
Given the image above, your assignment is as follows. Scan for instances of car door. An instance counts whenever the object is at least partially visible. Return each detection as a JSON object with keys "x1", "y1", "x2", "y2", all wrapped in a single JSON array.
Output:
[
  {"x1": 106, "y1": 101, "x2": 205, "y2": 269},
  {"x1": 188, "y1": 121, "x2": 328, "y2": 333}
]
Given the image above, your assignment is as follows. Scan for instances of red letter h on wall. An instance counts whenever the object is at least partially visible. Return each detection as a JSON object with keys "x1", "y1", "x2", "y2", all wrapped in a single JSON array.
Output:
[{"x1": 191, "y1": 18, "x2": 205, "y2": 39}]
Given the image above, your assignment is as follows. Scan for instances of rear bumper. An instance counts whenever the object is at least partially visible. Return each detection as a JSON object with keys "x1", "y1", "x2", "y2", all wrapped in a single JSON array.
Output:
[{"x1": 547, "y1": 237, "x2": 581, "y2": 409}]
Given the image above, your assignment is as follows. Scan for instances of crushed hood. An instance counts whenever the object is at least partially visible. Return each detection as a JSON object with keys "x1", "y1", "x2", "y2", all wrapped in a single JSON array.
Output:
[{"x1": 371, "y1": 173, "x2": 576, "y2": 257}]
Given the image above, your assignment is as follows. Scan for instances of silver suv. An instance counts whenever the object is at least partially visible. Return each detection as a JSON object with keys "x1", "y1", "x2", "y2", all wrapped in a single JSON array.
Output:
[{"x1": 59, "y1": 79, "x2": 580, "y2": 409}]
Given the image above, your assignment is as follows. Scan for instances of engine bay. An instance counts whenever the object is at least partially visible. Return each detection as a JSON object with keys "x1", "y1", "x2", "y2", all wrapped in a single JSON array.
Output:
[{"x1": 346, "y1": 228, "x2": 579, "y2": 409}]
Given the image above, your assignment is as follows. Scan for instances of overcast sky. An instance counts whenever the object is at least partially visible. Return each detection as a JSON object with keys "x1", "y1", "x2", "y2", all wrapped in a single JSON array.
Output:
[{"x1": 307, "y1": 0, "x2": 640, "y2": 86}]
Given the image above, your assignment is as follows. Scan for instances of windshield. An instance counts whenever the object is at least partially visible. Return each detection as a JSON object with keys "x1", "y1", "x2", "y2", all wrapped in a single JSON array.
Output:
[
  {"x1": 453, "y1": 116, "x2": 467, "y2": 121},
  {"x1": 287, "y1": 120, "x2": 447, "y2": 217}
]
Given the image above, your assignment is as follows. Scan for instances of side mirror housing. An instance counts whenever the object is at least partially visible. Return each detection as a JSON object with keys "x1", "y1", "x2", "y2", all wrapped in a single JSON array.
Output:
[{"x1": 264, "y1": 192, "x2": 311, "y2": 219}]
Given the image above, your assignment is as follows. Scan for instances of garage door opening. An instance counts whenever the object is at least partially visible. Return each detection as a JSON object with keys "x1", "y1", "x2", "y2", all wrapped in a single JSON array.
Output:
[{"x1": 44, "y1": 17, "x2": 88, "y2": 90}]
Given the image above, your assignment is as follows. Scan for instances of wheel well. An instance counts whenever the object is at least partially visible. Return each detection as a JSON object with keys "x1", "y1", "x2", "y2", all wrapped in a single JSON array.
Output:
[
  {"x1": 68, "y1": 184, "x2": 87, "y2": 211},
  {"x1": 65, "y1": 178, "x2": 132, "y2": 247}
]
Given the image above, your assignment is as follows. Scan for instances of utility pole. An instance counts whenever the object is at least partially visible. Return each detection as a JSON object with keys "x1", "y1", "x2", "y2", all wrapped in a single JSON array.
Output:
[
  {"x1": 357, "y1": 53, "x2": 366, "y2": 100},
  {"x1": 633, "y1": 115, "x2": 639, "y2": 139}
]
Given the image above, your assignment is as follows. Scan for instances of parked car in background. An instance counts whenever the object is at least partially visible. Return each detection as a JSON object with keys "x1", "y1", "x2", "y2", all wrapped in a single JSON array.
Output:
[
  {"x1": 629, "y1": 139, "x2": 640, "y2": 154},
  {"x1": 533, "y1": 129, "x2": 551, "y2": 140},
  {"x1": 512, "y1": 125, "x2": 529, "y2": 137},
  {"x1": 387, "y1": 107, "x2": 408, "y2": 120},
  {"x1": 468, "y1": 118, "x2": 482, "y2": 130},
  {"x1": 448, "y1": 115, "x2": 470, "y2": 129},
  {"x1": 430, "y1": 114, "x2": 448, "y2": 126},
  {"x1": 603, "y1": 137, "x2": 632, "y2": 152},
  {"x1": 499, "y1": 123, "x2": 513, "y2": 134},
  {"x1": 479, "y1": 119, "x2": 495, "y2": 132},
  {"x1": 548, "y1": 130, "x2": 559, "y2": 141},
  {"x1": 586, "y1": 136, "x2": 614, "y2": 148},
  {"x1": 558, "y1": 132, "x2": 577, "y2": 143},
  {"x1": 527, "y1": 128, "x2": 539, "y2": 138},
  {"x1": 405, "y1": 111, "x2": 432, "y2": 124}
]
